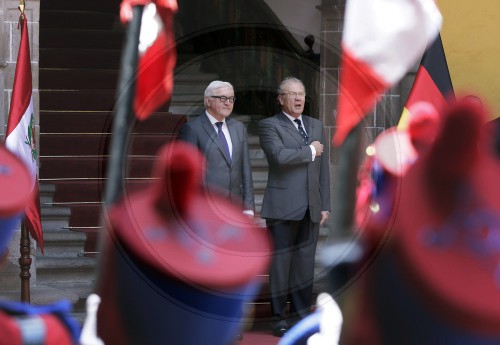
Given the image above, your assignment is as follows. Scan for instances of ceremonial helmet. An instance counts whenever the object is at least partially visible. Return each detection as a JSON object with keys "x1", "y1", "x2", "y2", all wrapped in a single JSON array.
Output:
[
  {"x1": 0, "y1": 143, "x2": 31, "y2": 256},
  {"x1": 345, "y1": 97, "x2": 500, "y2": 344}
]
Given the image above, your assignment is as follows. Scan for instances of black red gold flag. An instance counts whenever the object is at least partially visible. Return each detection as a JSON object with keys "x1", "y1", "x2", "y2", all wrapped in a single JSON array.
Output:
[{"x1": 398, "y1": 34, "x2": 454, "y2": 129}]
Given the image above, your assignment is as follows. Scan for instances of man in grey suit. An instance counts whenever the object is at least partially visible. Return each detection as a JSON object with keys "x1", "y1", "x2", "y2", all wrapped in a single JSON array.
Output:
[
  {"x1": 259, "y1": 77, "x2": 330, "y2": 337},
  {"x1": 178, "y1": 80, "x2": 254, "y2": 215}
]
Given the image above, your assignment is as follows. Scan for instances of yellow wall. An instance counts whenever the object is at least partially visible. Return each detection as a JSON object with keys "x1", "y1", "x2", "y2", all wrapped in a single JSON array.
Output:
[{"x1": 439, "y1": 0, "x2": 500, "y2": 119}]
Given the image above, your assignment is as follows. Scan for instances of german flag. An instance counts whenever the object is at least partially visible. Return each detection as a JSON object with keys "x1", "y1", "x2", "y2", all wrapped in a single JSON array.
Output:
[{"x1": 398, "y1": 34, "x2": 454, "y2": 129}]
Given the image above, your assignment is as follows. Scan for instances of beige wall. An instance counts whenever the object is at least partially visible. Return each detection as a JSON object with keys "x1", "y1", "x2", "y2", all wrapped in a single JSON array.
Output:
[{"x1": 440, "y1": 0, "x2": 500, "y2": 119}]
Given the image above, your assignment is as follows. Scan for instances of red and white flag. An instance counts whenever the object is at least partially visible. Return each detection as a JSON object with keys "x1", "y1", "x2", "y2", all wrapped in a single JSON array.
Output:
[
  {"x1": 333, "y1": 0, "x2": 442, "y2": 146},
  {"x1": 120, "y1": 0, "x2": 178, "y2": 120},
  {"x1": 5, "y1": 15, "x2": 44, "y2": 253}
]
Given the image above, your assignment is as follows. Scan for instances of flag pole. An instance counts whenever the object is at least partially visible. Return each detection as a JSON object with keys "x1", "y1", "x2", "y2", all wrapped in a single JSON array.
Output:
[
  {"x1": 94, "y1": 4, "x2": 143, "y2": 289},
  {"x1": 19, "y1": 219, "x2": 31, "y2": 302},
  {"x1": 103, "y1": 5, "x2": 143, "y2": 207},
  {"x1": 332, "y1": 124, "x2": 362, "y2": 237},
  {"x1": 16, "y1": 6, "x2": 31, "y2": 303},
  {"x1": 319, "y1": 124, "x2": 363, "y2": 296}
]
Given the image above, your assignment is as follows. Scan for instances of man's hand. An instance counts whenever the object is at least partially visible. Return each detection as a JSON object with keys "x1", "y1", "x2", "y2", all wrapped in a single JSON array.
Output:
[
  {"x1": 311, "y1": 141, "x2": 324, "y2": 157},
  {"x1": 320, "y1": 211, "x2": 329, "y2": 225}
]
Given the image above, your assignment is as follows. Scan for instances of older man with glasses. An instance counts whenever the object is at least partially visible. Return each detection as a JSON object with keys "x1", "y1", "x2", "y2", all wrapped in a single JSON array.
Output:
[
  {"x1": 178, "y1": 80, "x2": 255, "y2": 217},
  {"x1": 259, "y1": 76, "x2": 331, "y2": 337}
]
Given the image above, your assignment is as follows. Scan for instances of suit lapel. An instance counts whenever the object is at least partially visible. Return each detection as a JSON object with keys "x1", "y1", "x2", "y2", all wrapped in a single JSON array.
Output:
[{"x1": 201, "y1": 114, "x2": 231, "y2": 165}]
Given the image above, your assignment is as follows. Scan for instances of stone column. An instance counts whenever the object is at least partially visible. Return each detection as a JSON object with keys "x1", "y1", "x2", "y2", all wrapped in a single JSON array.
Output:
[{"x1": 0, "y1": 0, "x2": 40, "y2": 292}]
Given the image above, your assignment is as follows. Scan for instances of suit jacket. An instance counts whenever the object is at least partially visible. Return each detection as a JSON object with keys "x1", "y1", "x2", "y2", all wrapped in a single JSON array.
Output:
[
  {"x1": 258, "y1": 112, "x2": 330, "y2": 223},
  {"x1": 178, "y1": 113, "x2": 255, "y2": 211}
]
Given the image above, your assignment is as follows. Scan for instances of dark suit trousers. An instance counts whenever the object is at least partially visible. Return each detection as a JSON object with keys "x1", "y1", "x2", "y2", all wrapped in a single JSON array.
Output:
[{"x1": 267, "y1": 211, "x2": 319, "y2": 321}]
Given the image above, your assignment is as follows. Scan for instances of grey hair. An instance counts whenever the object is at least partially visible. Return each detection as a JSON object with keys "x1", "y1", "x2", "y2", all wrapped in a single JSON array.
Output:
[
  {"x1": 277, "y1": 77, "x2": 305, "y2": 95},
  {"x1": 204, "y1": 80, "x2": 234, "y2": 104}
]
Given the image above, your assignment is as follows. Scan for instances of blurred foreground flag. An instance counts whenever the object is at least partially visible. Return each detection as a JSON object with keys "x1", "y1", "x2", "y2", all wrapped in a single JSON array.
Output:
[
  {"x1": 397, "y1": 34, "x2": 454, "y2": 130},
  {"x1": 120, "y1": 0, "x2": 178, "y2": 120},
  {"x1": 333, "y1": 0, "x2": 442, "y2": 146},
  {"x1": 5, "y1": 15, "x2": 44, "y2": 253}
]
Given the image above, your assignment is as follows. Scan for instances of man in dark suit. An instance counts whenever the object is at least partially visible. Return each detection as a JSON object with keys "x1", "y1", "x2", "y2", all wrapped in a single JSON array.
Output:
[
  {"x1": 178, "y1": 80, "x2": 254, "y2": 215},
  {"x1": 259, "y1": 77, "x2": 331, "y2": 337}
]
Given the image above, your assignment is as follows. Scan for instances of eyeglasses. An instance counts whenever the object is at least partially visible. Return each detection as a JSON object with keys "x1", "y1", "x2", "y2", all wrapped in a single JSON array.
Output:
[
  {"x1": 210, "y1": 96, "x2": 236, "y2": 103},
  {"x1": 281, "y1": 92, "x2": 306, "y2": 98}
]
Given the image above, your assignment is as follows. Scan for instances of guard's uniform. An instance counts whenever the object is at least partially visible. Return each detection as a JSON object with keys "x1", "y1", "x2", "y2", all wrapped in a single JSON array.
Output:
[
  {"x1": 344, "y1": 97, "x2": 500, "y2": 344},
  {"x1": 0, "y1": 144, "x2": 80, "y2": 345},
  {"x1": 95, "y1": 141, "x2": 272, "y2": 345}
]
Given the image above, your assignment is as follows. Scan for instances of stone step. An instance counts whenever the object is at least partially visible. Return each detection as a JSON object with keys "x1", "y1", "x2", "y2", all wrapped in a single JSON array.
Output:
[
  {"x1": 168, "y1": 104, "x2": 205, "y2": 116},
  {"x1": 255, "y1": 194, "x2": 264, "y2": 210},
  {"x1": 41, "y1": 10, "x2": 119, "y2": 31},
  {"x1": 252, "y1": 170, "x2": 268, "y2": 181},
  {"x1": 39, "y1": 69, "x2": 118, "y2": 91},
  {"x1": 39, "y1": 111, "x2": 186, "y2": 134},
  {"x1": 253, "y1": 181, "x2": 267, "y2": 192},
  {"x1": 39, "y1": 90, "x2": 117, "y2": 112},
  {"x1": 40, "y1": 133, "x2": 177, "y2": 156},
  {"x1": 247, "y1": 135, "x2": 261, "y2": 146},
  {"x1": 36, "y1": 256, "x2": 97, "y2": 285},
  {"x1": 172, "y1": 81, "x2": 211, "y2": 96},
  {"x1": 40, "y1": 48, "x2": 121, "y2": 70},
  {"x1": 41, "y1": 281, "x2": 95, "y2": 313},
  {"x1": 0, "y1": 284, "x2": 81, "y2": 309},
  {"x1": 41, "y1": 205, "x2": 72, "y2": 230},
  {"x1": 48, "y1": 180, "x2": 150, "y2": 203},
  {"x1": 249, "y1": 148, "x2": 266, "y2": 161},
  {"x1": 250, "y1": 158, "x2": 269, "y2": 170},
  {"x1": 36, "y1": 229, "x2": 86, "y2": 257},
  {"x1": 174, "y1": 73, "x2": 220, "y2": 84},
  {"x1": 39, "y1": 156, "x2": 155, "y2": 180},
  {"x1": 40, "y1": 89, "x2": 173, "y2": 113},
  {"x1": 66, "y1": 204, "x2": 104, "y2": 229},
  {"x1": 39, "y1": 183, "x2": 56, "y2": 204},
  {"x1": 41, "y1": 0, "x2": 120, "y2": 13},
  {"x1": 173, "y1": 62, "x2": 219, "y2": 79},
  {"x1": 40, "y1": 29, "x2": 123, "y2": 50}
]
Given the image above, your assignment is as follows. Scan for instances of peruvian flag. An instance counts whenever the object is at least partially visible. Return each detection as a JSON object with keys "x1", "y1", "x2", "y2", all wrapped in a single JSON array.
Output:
[
  {"x1": 5, "y1": 15, "x2": 44, "y2": 253},
  {"x1": 333, "y1": 0, "x2": 442, "y2": 146},
  {"x1": 120, "y1": 0, "x2": 178, "y2": 120}
]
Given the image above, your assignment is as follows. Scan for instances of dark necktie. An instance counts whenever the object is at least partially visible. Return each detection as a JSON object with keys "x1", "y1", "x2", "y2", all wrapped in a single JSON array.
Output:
[
  {"x1": 293, "y1": 119, "x2": 309, "y2": 144},
  {"x1": 215, "y1": 122, "x2": 231, "y2": 162}
]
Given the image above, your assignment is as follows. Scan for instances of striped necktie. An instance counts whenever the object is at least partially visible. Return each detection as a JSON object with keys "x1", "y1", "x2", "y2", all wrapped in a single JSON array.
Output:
[{"x1": 294, "y1": 119, "x2": 309, "y2": 144}]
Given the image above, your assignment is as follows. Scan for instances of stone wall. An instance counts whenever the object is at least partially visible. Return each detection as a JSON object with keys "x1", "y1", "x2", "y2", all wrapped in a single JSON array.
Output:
[{"x1": 0, "y1": 0, "x2": 40, "y2": 291}]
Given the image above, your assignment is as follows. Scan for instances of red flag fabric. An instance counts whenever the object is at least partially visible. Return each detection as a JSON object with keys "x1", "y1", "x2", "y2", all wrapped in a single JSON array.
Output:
[
  {"x1": 398, "y1": 34, "x2": 455, "y2": 130},
  {"x1": 333, "y1": 0, "x2": 442, "y2": 146},
  {"x1": 5, "y1": 15, "x2": 44, "y2": 253},
  {"x1": 120, "y1": 0, "x2": 178, "y2": 120}
]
